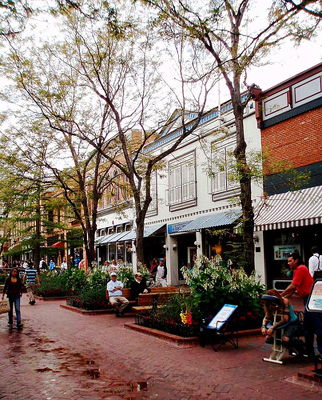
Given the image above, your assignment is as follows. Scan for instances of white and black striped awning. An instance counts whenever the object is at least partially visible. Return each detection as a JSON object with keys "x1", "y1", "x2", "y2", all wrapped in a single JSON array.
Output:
[{"x1": 254, "y1": 186, "x2": 322, "y2": 231}]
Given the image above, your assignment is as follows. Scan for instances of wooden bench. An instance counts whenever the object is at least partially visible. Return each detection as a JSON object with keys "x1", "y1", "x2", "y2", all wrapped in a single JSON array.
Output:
[
  {"x1": 132, "y1": 286, "x2": 190, "y2": 313},
  {"x1": 106, "y1": 288, "x2": 136, "y2": 310}
]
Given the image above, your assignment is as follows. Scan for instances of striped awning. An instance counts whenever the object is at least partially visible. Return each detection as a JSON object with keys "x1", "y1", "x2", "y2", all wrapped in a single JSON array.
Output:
[
  {"x1": 118, "y1": 223, "x2": 166, "y2": 241},
  {"x1": 96, "y1": 223, "x2": 166, "y2": 244},
  {"x1": 178, "y1": 208, "x2": 242, "y2": 232},
  {"x1": 254, "y1": 186, "x2": 322, "y2": 231}
]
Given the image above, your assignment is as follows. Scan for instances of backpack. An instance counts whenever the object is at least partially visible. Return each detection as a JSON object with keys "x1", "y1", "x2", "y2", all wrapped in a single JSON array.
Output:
[{"x1": 313, "y1": 255, "x2": 322, "y2": 280}]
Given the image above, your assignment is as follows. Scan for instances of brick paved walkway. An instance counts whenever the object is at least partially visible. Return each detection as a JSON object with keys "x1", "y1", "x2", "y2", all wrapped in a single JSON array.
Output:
[{"x1": 0, "y1": 295, "x2": 321, "y2": 399}]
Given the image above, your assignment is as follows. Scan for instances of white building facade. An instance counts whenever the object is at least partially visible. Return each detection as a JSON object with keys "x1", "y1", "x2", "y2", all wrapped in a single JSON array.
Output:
[{"x1": 95, "y1": 95, "x2": 265, "y2": 284}]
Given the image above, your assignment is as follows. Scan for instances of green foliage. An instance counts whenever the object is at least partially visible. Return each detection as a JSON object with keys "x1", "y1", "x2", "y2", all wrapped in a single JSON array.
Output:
[
  {"x1": 35, "y1": 271, "x2": 71, "y2": 297},
  {"x1": 0, "y1": 271, "x2": 7, "y2": 284},
  {"x1": 77, "y1": 285, "x2": 110, "y2": 310},
  {"x1": 116, "y1": 262, "x2": 150, "y2": 288},
  {"x1": 181, "y1": 255, "x2": 265, "y2": 320},
  {"x1": 65, "y1": 268, "x2": 87, "y2": 292}
]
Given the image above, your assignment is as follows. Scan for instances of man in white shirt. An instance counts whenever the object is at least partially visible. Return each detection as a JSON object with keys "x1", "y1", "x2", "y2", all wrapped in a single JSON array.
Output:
[
  {"x1": 106, "y1": 272, "x2": 129, "y2": 317},
  {"x1": 308, "y1": 246, "x2": 322, "y2": 277}
]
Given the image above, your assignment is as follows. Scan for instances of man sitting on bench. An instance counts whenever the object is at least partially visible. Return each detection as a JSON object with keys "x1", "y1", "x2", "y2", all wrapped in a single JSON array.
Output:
[
  {"x1": 107, "y1": 272, "x2": 129, "y2": 317},
  {"x1": 131, "y1": 272, "x2": 150, "y2": 303},
  {"x1": 262, "y1": 289, "x2": 304, "y2": 356}
]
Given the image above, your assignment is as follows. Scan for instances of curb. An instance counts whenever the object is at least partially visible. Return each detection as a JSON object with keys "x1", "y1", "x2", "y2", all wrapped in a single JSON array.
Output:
[
  {"x1": 34, "y1": 296, "x2": 67, "y2": 301},
  {"x1": 60, "y1": 304, "x2": 114, "y2": 315},
  {"x1": 124, "y1": 323, "x2": 261, "y2": 347},
  {"x1": 124, "y1": 322, "x2": 200, "y2": 347}
]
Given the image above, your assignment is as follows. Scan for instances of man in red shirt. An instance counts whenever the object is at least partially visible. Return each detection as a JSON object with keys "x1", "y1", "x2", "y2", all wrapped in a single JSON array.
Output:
[
  {"x1": 281, "y1": 253, "x2": 315, "y2": 358},
  {"x1": 281, "y1": 254, "x2": 313, "y2": 301}
]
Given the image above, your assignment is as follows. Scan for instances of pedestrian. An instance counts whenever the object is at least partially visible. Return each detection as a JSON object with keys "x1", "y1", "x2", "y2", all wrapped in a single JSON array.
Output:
[
  {"x1": 130, "y1": 272, "x2": 150, "y2": 302},
  {"x1": 109, "y1": 259, "x2": 119, "y2": 274},
  {"x1": 281, "y1": 252, "x2": 318, "y2": 358},
  {"x1": 154, "y1": 259, "x2": 167, "y2": 286},
  {"x1": 150, "y1": 258, "x2": 158, "y2": 276},
  {"x1": 23, "y1": 262, "x2": 40, "y2": 305},
  {"x1": 49, "y1": 259, "x2": 56, "y2": 271},
  {"x1": 39, "y1": 257, "x2": 47, "y2": 270},
  {"x1": 106, "y1": 272, "x2": 129, "y2": 317},
  {"x1": 60, "y1": 258, "x2": 68, "y2": 271},
  {"x1": 102, "y1": 260, "x2": 110, "y2": 273},
  {"x1": 308, "y1": 246, "x2": 322, "y2": 279},
  {"x1": 2, "y1": 267, "x2": 23, "y2": 329}
]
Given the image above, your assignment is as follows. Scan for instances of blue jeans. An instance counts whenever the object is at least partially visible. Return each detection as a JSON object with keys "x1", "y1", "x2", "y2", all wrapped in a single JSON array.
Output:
[{"x1": 8, "y1": 295, "x2": 21, "y2": 326}]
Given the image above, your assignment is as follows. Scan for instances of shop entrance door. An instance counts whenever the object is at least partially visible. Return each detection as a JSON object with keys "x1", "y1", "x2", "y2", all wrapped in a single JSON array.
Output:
[{"x1": 187, "y1": 247, "x2": 197, "y2": 270}]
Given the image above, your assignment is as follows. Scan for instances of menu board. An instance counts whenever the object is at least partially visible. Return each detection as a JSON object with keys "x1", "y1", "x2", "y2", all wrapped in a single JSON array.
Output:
[
  {"x1": 306, "y1": 280, "x2": 322, "y2": 312},
  {"x1": 273, "y1": 244, "x2": 301, "y2": 260}
]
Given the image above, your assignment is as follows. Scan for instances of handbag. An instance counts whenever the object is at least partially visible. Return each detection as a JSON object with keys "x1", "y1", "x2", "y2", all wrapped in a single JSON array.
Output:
[{"x1": 0, "y1": 299, "x2": 10, "y2": 314}]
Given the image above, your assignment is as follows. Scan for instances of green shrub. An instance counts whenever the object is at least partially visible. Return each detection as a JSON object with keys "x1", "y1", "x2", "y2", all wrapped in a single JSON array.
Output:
[
  {"x1": 181, "y1": 255, "x2": 265, "y2": 322},
  {"x1": 116, "y1": 263, "x2": 150, "y2": 288},
  {"x1": 0, "y1": 272, "x2": 8, "y2": 284},
  {"x1": 35, "y1": 271, "x2": 71, "y2": 297}
]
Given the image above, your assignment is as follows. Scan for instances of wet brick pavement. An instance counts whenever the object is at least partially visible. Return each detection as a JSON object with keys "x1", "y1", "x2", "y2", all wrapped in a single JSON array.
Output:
[{"x1": 0, "y1": 295, "x2": 321, "y2": 399}]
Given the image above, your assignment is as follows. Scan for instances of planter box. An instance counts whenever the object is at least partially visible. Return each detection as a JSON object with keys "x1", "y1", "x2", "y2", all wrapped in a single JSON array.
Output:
[
  {"x1": 60, "y1": 304, "x2": 114, "y2": 315},
  {"x1": 124, "y1": 322, "x2": 200, "y2": 347},
  {"x1": 34, "y1": 295, "x2": 67, "y2": 301}
]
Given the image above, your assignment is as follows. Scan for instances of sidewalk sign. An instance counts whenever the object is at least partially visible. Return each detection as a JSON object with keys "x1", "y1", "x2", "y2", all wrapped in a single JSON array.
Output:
[
  {"x1": 207, "y1": 304, "x2": 238, "y2": 330},
  {"x1": 306, "y1": 279, "x2": 322, "y2": 313}
]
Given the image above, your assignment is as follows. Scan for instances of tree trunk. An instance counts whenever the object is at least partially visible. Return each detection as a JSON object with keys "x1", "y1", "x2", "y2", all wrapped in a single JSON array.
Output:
[
  {"x1": 135, "y1": 214, "x2": 145, "y2": 265},
  {"x1": 233, "y1": 93, "x2": 255, "y2": 274}
]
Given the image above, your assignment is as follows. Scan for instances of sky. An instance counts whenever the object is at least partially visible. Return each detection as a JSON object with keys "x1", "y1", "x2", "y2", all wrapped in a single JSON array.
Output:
[
  {"x1": 247, "y1": 36, "x2": 322, "y2": 92},
  {"x1": 1, "y1": 2, "x2": 322, "y2": 112}
]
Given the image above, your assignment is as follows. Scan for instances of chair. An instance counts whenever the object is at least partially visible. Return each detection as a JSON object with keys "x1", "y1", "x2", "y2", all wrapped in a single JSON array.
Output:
[{"x1": 200, "y1": 304, "x2": 238, "y2": 351}]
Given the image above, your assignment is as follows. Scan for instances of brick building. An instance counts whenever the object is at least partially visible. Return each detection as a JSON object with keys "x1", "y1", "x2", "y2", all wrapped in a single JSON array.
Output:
[{"x1": 253, "y1": 62, "x2": 322, "y2": 289}]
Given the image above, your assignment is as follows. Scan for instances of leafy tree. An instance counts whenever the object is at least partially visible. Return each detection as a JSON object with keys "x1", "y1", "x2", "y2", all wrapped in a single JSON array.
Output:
[
  {"x1": 1, "y1": 0, "x2": 216, "y2": 266},
  {"x1": 139, "y1": 0, "x2": 321, "y2": 273},
  {"x1": 0, "y1": 0, "x2": 31, "y2": 36}
]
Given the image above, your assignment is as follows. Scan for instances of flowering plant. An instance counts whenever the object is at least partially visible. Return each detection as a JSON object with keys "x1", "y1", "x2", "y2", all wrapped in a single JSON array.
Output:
[{"x1": 181, "y1": 255, "x2": 264, "y2": 320}]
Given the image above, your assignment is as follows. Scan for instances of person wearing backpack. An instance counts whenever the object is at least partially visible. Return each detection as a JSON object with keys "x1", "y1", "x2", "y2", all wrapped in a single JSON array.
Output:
[{"x1": 308, "y1": 246, "x2": 322, "y2": 279}]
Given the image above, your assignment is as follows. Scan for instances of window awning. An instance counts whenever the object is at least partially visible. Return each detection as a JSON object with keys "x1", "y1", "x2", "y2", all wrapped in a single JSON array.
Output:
[
  {"x1": 108, "y1": 231, "x2": 130, "y2": 243},
  {"x1": 178, "y1": 208, "x2": 242, "y2": 233},
  {"x1": 118, "y1": 223, "x2": 166, "y2": 242},
  {"x1": 96, "y1": 223, "x2": 166, "y2": 245},
  {"x1": 254, "y1": 186, "x2": 322, "y2": 231},
  {"x1": 95, "y1": 235, "x2": 107, "y2": 245}
]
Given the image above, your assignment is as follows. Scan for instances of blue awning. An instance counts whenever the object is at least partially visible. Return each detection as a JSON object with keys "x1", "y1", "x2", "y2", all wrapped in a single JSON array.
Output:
[{"x1": 178, "y1": 209, "x2": 242, "y2": 232}]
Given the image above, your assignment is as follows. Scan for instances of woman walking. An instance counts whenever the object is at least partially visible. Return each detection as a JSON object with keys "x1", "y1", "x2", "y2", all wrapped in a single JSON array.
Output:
[{"x1": 2, "y1": 267, "x2": 23, "y2": 329}]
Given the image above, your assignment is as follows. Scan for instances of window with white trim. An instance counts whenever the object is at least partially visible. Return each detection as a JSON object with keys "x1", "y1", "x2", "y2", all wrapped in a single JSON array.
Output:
[
  {"x1": 168, "y1": 152, "x2": 196, "y2": 210},
  {"x1": 211, "y1": 142, "x2": 239, "y2": 195}
]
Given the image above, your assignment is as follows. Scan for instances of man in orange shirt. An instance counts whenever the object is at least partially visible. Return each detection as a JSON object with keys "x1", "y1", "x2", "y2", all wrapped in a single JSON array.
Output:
[{"x1": 281, "y1": 253, "x2": 316, "y2": 358}]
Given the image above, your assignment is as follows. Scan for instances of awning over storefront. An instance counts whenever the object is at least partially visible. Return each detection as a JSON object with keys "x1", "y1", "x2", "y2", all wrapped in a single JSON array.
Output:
[
  {"x1": 118, "y1": 223, "x2": 166, "y2": 242},
  {"x1": 254, "y1": 186, "x2": 322, "y2": 231},
  {"x1": 95, "y1": 223, "x2": 166, "y2": 245},
  {"x1": 51, "y1": 241, "x2": 65, "y2": 248},
  {"x1": 108, "y1": 231, "x2": 131, "y2": 243},
  {"x1": 95, "y1": 235, "x2": 107, "y2": 245},
  {"x1": 178, "y1": 208, "x2": 242, "y2": 233}
]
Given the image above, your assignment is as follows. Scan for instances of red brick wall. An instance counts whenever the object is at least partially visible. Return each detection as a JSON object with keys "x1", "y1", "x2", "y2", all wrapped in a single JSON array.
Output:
[{"x1": 262, "y1": 107, "x2": 322, "y2": 174}]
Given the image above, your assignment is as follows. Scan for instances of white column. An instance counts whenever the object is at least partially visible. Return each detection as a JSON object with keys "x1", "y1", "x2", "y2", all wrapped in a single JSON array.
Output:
[
  {"x1": 254, "y1": 231, "x2": 266, "y2": 286},
  {"x1": 195, "y1": 231, "x2": 203, "y2": 257},
  {"x1": 167, "y1": 236, "x2": 179, "y2": 285},
  {"x1": 132, "y1": 240, "x2": 138, "y2": 273}
]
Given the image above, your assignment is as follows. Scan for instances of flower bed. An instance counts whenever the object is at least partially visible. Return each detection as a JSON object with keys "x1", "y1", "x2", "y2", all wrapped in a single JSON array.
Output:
[
  {"x1": 134, "y1": 256, "x2": 265, "y2": 338},
  {"x1": 135, "y1": 312, "x2": 199, "y2": 338},
  {"x1": 66, "y1": 295, "x2": 111, "y2": 311}
]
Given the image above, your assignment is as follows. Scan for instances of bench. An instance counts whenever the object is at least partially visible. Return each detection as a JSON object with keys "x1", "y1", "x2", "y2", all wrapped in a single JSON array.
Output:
[
  {"x1": 106, "y1": 288, "x2": 137, "y2": 310},
  {"x1": 132, "y1": 286, "x2": 190, "y2": 313}
]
